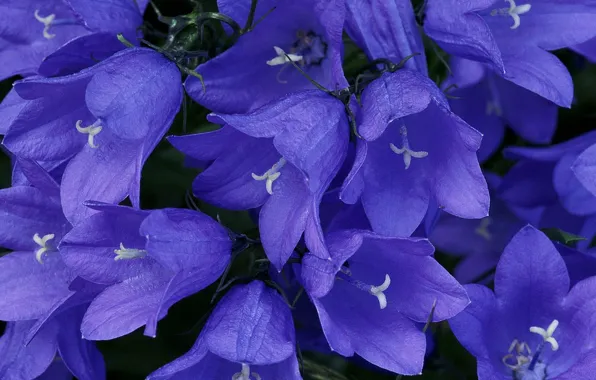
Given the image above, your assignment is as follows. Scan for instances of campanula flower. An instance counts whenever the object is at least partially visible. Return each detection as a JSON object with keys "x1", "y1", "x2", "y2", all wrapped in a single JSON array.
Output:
[
  {"x1": 3, "y1": 47, "x2": 183, "y2": 224},
  {"x1": 300, "y1": 229, "x2": 469, "y2": 375},
  {"x1": 148, "y1": 281, "x2": 302, "y2": 380},
  {"x1": 450, "y1": 225, "x2": 596, "y2": 379},
  {"x1": 185, "y1": 0, "x2": 347, "y2": 114}
]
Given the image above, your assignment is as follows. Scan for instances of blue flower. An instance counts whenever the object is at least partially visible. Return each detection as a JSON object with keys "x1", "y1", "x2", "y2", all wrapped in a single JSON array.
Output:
[
  {"x1": 424, "y1": 0, "x2": 596, "y2": 106},
  {"x1": 185, "y1": 0, "x2": 347, "y2": 113},
  {"x1": 342, "y1": 69, "x2": 489, "y2": 236},
  {"x1": 148, "y1": 281, "x2": 301, "y2": 380},
  {"x1": 450, "y1": 225, "x2": 596, "y2": 379},
  {"x1": 59, "y1": 204, "x2": 232, "y2": 340},
  {"x1": 3, "y1": 48, "x2": 183, "y2": 224},
  {"x1": 300, "y1": 230, "x2": 469, "y2": 375}
]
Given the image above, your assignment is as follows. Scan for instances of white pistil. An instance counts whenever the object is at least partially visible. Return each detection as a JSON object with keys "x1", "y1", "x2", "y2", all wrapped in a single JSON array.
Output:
[
  {"x1": 490, "y1": 0, "x2": 531, "y2": 30},
  {"x1": 530, "y1": 319, "x2": 560, "y2": 351},
  {"x1": 114, "y1": 243, "x2": 147, "y2": 261},
  {"x1": 232, "y1": 363, "x2": 261, "y2": 380},
  {"x1": 266, "y1": 46, "x2": 303, "y2": 66},
  {"x1": 75, "y1": 120, "x2": 103, "y2": 148},
  {"x1": 252, "y1": 157, "x2": 287, "y2": 195},
  {"x1": 369, "y1": 274, "x2": 391, "y2": 310},
  {"x1": 475, "y1": 217, "x2": 493, "y2": 240},
  {"x1": 34, "y1": 10, "x2": 57, "y2": 39},
  {"x1": 389, "y1": 125, "x2": 428, "y2": 169},
  {"x1": 33, "y1": 233, "x2": 55, "y2": 264}
]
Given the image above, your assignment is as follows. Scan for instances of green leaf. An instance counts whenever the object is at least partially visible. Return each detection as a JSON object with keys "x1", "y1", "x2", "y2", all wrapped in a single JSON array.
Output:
[{"x1": 542, "y1": 228, "x2": 586, "y2": 246}]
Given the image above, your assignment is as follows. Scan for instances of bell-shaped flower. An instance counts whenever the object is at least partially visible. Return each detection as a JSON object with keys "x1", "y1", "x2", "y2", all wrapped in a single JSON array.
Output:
[
  {"x1": 2, "y1": 47, "x2": 183, "y2": 224},
  {"x1": 300, "y1": 229, "x2": 469, "y2": 375},
  {"x1": 58, "y1": 204, "x2": 232, "y2": 340},
  {"x1": 170, "y1": 90, "x2": 349, "y2": 269},
  {"x1": 424, "y1": 0, "x2": 596, "y2": 107},
  {"x1": 446, "y1": 57, "x2": 558, "y2": 161},
  {"x1": 148, "y1": 280, "x2": 301, "y2": 379},
  {"x1": 450, "y1": 225, "x2": 596, "y2": 379},
  {"x1": 185, "y1": 0, "x2": 347, "y2": 113},
  {"x1": 344, "y1": 0, "x2": 428, "y2": 75},
  {"x1": 342, "y1": 69, "x2": 489, "y2": 237}
]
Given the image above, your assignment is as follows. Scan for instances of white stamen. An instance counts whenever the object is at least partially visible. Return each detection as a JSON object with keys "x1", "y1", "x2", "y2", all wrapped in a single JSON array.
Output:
[
  {"x1": 490, "y1": 0, "x2": 531, "y2": 30},
  {"x1": 389, "y1": 125, "x2": 428, "y2": 169},
  {"x1": 114, "y1": 243, "x2": 147, "y2": 261},
  {"x1": 76, "y1": 120, "x2": 103, "y2": 148},
  {"x1": 252, "y1": 158, "x2": 287, "y2": 195},
  {"x1": 475, "y1": 217, "x2": 493, "y2": 240},
  {"x1": 266, "y1": 46, "x2": 303, "y2": 66},
  {"x1": 530, "y1": 319, "x2": 560, "y2": 351},
  {"x1": 502, "y1": 339, "x2": 532, "y2": 370},
  {"x1": 33, "y1": 233, "x2": 55, "y2": 264},
  {"x1": 34, "y1": 10, "x2": 57, "y2": 39},
  {"x1": 369, "y1": 274, "x2": 391, "y2": 310},
  {"x1": 232, "y1": 363, "x2": 261, "y2": 380}
]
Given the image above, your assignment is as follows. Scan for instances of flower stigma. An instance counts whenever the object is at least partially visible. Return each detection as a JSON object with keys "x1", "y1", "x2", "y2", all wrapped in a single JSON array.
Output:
[
  {"x1": 338, "y1": 268, "x2": 391, "y2": 310},
  {"x1": 76, "y1": 119, "x2": 103, "y2": 148},
  {"x1": 232, "y1": 363, "x2": 261, "y2": 380},
  {"x1": 252, "y1": 157, "x2": 287, "y2": 195},
  {"x1": 490, "y1": 0, "x2": 532, "y2": 30},
  {"x1": 390, "y1": 124, "x2": 428, "y2": 169},
  {"x1": 114, "y1": 243, "x2": 147, "y2": 261},
  {"x1": 34, "y1": 10, "x2": 57, "y2": 39},
  {"x1": 33, "y1": 233, "x2": 56, "y2": 264}
]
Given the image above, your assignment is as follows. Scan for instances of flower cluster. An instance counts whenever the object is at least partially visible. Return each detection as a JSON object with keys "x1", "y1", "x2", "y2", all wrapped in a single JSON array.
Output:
[{"x1": 1, "y1": 0, "x2": 596, "y2": 379}]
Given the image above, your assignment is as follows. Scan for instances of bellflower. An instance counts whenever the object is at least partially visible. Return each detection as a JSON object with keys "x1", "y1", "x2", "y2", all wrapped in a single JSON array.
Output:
[
  {"x1": 446, "y1": 57, "x2": 557, "y2": 161},
  {"x1": 170, "y1": 90, "x2": 349, "y2": 269},
  {"x1": 344, "y1": 0, "x2": 428, "y2": 75},
  {"x1": 424, "y1": 0, "x2": 596, "y2": 106},
  {"x1": 341, "y1": 69, "x2": 489, "y2": 237},
  {"x1": 0, "y1": 0, "x2": 88, "y2": 81},
  {"x1": 450, "y1": 225, "x2": 596, "y2": 379},
  {"x1": 2, "y1": 47, "x2": 183, "y2": 224},
  {"x1": 59, "y1": 204, "x2": 232, "y2": 340},
  {"x1": 300, "y1": 230, "x2": 469, "y2": 375},
  {"x1": 431, "y1": 173, "x2": 525, "y2": 283},
  {"x1": 185, "y1": 0, "x2": 347, "y2": 114},
  {"x1": 148, "y1": 280, "x2": 301, "y2": 380}
]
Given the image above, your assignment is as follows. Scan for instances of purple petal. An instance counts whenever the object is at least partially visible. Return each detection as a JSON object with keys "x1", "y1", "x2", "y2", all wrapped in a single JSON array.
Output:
[
  {"x1": 259, "y1": 165, "x2": 311, "y2": 270},
  {"x1": 345, "y1": 0, "x2": 427, "y2": 74},
  {"x1": 140, "y1": 208, "x2": 232, "y2": 272},
  {"x1": 0, "y1": 251, "x2": 74, "y2": 320},
  {"x1": 0, "y1": 320, "x2": 58, "y2": 379},
  {"x1": 204, "y1": 281, "x2": 296, "y2": 364}
]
